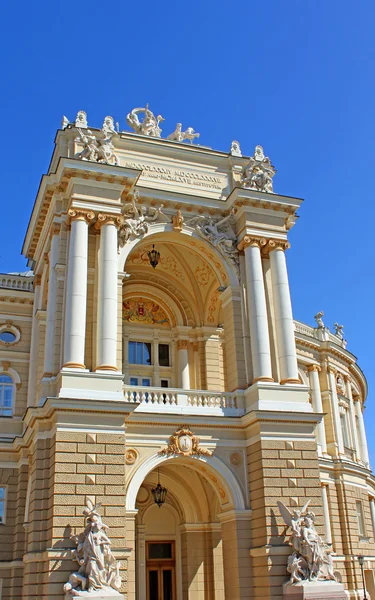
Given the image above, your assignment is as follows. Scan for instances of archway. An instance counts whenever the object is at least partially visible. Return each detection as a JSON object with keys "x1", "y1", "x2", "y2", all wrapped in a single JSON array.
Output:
[{"x1": 126, "y1": 453, "x2": 251, "y2": 599}]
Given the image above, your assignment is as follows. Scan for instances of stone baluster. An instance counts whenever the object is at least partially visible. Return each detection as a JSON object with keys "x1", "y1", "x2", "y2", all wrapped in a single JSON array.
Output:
[
  {"x1": 95, "y1": 214, "x2": 123, "y2": 371},
  {"x1": 177, "y1": 340, "x2": 190, "y2": 389},
  {"x1": 43, "y1": 224, "x2": 61, "y2": 377},
  {"x1": 239, "y1": 237, "x2": 273, "y2": 383},
  {"x1": 268, "y1": 240, "x2": 300, "y2": 384},
  {"x1": 63, "y1": 209, "x2": 94, "y2": 369},
  {"x1": 308, "y1": 365, "x2": 327, "y2": 456}
]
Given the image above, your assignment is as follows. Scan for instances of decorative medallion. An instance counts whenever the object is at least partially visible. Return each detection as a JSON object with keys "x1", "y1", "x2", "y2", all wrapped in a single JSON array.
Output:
[
  {"x1": 229, "y1": 452, "x2": 243, "y2": 467},
  {"x1": 125, "y1": 448, "x2": 138, "y2": 465},
  {"x1": 159, "y1": 426, "x2": 213, "y2": 457},
  {"x1": 122, "y1": 298, "x2": 170, "y2": 326}
]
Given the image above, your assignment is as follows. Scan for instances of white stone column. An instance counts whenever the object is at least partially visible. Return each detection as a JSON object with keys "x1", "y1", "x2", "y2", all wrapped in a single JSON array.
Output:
[
  {"x1": 43, "y1": 224, "x2": 60, "y2": 376},
  {"x1": 63, "y1": 209, "x2": 94, "y2": 369},
  {"x1": 327, "y1": 367, "x2": 345, "y2": 457},
  {"x1": 369, "y1": 497, "x2": 375, "y2": 539},
  {"x1": 96, "y1": 214, "x2": 122, "y2": 371},
  {"x1": 242, "y1": 238, "x2": 273, "y2": 383},
  {"x1": 269, "y1": 242, "x2": 300, "y2": 384},
  {"x1": 321, "y1": 483, "x2": 332, "y2": 544},
  {"x1": 308, "y1": 365, "x2": 327, "y2": 456},
  {"x1": 345, "y1": 376, "x2": 360, "y2": 460},
  {"x1": 27, "y1": 274, "x2": 42, "y2": 406},
  {"x1": 192, "y1": 342, "x2": 200, "y2": 389},
  {"x1": 354, "y1": 397, "x2": 370, "y2": 467},
  {"x1": 177, "y1": 340, "x2": 190, "y2": 389}
]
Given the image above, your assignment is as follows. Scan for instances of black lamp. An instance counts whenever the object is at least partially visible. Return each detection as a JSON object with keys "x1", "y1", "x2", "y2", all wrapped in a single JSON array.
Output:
[
  {"x1": 357, "y1": 555, "x2": 367, "y2": 599},
  {"x1": 151, "y1": 469, "x2": 168, "y2": 508},
  {"x1": 147, "y1": 244, "x2": 160, "y2": 268}
]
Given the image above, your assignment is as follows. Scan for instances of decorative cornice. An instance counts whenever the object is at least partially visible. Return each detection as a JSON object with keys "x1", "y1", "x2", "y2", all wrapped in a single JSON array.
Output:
[{"x1": 67, "y1": 209, "x2": 95, "y2": 224}]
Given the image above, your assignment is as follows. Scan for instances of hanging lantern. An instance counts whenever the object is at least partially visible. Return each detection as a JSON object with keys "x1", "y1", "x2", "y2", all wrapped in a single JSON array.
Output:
[
  {"x1": 147, "y1": 244, "x2": 160, "y2": 268},
  {"x1": 151, "y1": 470, "x2": 168, "y2": 508}
]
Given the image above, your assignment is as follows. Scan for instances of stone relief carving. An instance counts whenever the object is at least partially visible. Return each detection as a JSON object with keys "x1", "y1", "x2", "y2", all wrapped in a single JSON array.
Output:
[
  {"x1": 278, "y1": 500, "x2": 336, "y2": 584},
  {"x1": 167, "y1": 123, "x2": 200, "y2": 144},
  {"x1": 159, "y1": 426, "x2": 213, "y2": 457},
  {"x1": 230, "y1": 140, "x2": 242, "y2": 157},
  {"x1": 126, "y1": 105, "x2": 164, "y2": 137},
  {"x1": 185, "y1": 210, "x2": 239, "y2": 278},
  {"x1": 241, "y1": 145, "x2": 276, "y2": 193},
  {"x1": 118, "y1": 192, "x2": 169, "y2": 247},
  {"x1": 64, "y1": 499, "x2": 123, "y2": 597}
]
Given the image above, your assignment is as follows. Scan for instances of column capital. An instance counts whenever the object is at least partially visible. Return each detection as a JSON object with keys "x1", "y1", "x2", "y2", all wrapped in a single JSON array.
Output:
[
  {"x1": 266, "y1": 239, "x2": 291, "y2": 253},
  {"x1": 34, "y1": 274, "x2": 42, "y2": 287},
  {"x1": 326, "y1": 364, "x2": 337, "y2": 375},
  {"x1": 177, "y1": 340, "x2": 189, "y2": 350},
  {"x1": 237, "y1": 235, "x2": 267, "y2": 251},
  {"x1": 343, "y1": 374, "x2": 352, "y2": 383},
  {"x1": 94, "y1": 213, "x2": 124, "y2": 230},
  {"x1": 49, "y1": 222, "x2": 61, "y2": 239},
  {"x1": 308, "y1": 364, "x2": 321, "y2": 373},
  {"x1": 192, "y1": 342, "x2": 199, "y2": 352},
  {"x1": 67, "y1": 209, "x2": 95, "y2": 224}
]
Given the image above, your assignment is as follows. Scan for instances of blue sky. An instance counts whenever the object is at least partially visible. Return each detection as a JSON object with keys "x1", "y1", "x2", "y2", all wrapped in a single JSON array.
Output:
[{"x1": 1, "y1": 1, "x2": 374, "y2": 458}]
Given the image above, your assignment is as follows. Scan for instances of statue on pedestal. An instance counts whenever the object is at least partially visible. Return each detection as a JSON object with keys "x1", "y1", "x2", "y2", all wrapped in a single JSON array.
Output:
[
  {"x1": 126, "y1": 105, "x2": 164, "y2": 137},
  {"x1": 168, "y1": 123, "x2": 200, "y2": 144},
  {"x1": 64, "y1": 500, "x2": 123, "y2": 597},
  {"x1": 241, "y1": 145, "x2": 276, "y2": 193}
]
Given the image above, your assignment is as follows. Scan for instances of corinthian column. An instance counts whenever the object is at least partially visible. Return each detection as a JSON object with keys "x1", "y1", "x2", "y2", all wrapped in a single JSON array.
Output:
[
  {"x1": 345, "y1": 375, "x2": 360, "y2": 460},
  {"x1": 63, "y1": 209, "x2": 94, "y2": 369},
  {"x1": 354, "y1": 397, "x2": 370, "y2": 467},
  {"x1": 308, "y1": 365, "x2": 327, "y2": 455},
  {"x1": 240, "y1": 237, "x2": 273, "y2": 383},
  {"x1": 327, "y1": 366, "x2": 345, "y2": 457},
  {"x1": 269, "y1": 241, "x2": 299, "y2": 384},
  {"x1": 95, "y1": 214, "x2": 123, "y2": 371},
  {"x1": 177, "y1": 340, "x2": 190, "y2": 389},
  {"x1": 44, "y1": 224, "x2": 60, "y2": 377}
]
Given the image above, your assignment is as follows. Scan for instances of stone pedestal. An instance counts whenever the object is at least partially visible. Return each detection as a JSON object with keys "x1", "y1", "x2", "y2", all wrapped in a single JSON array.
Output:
[
  {"x1": 283, "y1": 581, "x2": 349, "y2": 600},
  {"x1": 65, "y1": 592, "x2": 124, "y2": 600}
]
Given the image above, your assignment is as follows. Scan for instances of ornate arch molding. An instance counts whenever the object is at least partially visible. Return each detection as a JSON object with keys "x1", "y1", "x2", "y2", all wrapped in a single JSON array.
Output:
[
  {"x1": 126, "y1": 452, "x2": 246, "y2": 513},
  {"x1": 0, "y1": 365, "x2": 21, "y2": 386},
  {"x1": 117, "y1": 224, "x2": 239, "y2": 287}
]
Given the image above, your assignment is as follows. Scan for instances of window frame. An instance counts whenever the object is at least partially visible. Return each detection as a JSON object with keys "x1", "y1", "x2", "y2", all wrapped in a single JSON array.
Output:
[
  {"x1": 0, "y1": 486, "x2": 7, "y2": 525},
  {"x1": 0, "y1": 323, "x2": 20, "y2": 346},
  {"x1": 128, "y1": 341, "x2": 152, "y2": 366}
]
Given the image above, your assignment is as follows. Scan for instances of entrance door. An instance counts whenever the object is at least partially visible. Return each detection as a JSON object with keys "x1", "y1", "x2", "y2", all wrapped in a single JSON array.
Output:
[{"x1": 146, "y1": 541, "x2": 176, "y2": 600}]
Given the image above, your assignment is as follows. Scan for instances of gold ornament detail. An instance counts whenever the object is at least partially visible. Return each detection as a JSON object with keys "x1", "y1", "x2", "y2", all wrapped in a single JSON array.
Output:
[
  {"x1": 95, "y1": 213, "x2": 124, "y2": 230},
  {"x1": 122, "y1": 297, "x2": 170, "y2": 326},
  {"x1": 159, "y1": 426, "x2": 213, "y2": 457},
  {"x1": 172, "y1": 210, "x2": 184, "y2": 231},
  {"x1": 125, "y1": 448, "x2": 138, "y2": 465},
  {"x1": 68, "y1": 209, "x2": 95, "y2": 224}
]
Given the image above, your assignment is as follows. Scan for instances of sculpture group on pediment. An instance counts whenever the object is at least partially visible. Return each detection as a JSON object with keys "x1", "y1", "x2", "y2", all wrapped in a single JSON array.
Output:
[
  {"x1": 241, "y1": 145, "x2": 276, "y2": 193},
  {"x1": 76, "y1": 115, "x2": 118, "y2": 166},
  {"x1": 126, "y1": 105, "x2": 165, "y2": 138},
  {"x1": 278, "y1": 500, "x2": 336, "y2": 584},
  {"x1": 118, "y1": 192, "x2": 169, "y2": 247},
  {"x1": 186, "y1": 210, "x2": 239, "y2": 278},
  {"x1": 167, "y1": 123, "x2": 200, "y2": 144},
  {"x1": 64, "y1": 499, "x2": 122, "y2": 597}
]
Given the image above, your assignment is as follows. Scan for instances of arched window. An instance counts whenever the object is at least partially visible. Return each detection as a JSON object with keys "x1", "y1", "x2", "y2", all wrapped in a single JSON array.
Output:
[{"x1": 0, "y1": 375, "x2": 14, "y2": 416}]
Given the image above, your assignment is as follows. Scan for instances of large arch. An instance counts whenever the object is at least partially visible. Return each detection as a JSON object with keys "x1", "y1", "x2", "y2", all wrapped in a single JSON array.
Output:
[{"x1": 126, "y1": 451, "x2": 247, "y2": 512}]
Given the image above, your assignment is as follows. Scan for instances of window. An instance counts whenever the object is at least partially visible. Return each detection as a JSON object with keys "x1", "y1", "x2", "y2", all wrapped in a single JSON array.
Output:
[
  {"x1": 160, "y1": 379, "x2": 169, "y2": 388},
  {"x1": 0, "y1": 331, "x2": 16, "y2": 343},
  {"x1": 356, "y1": 500, "x2": 366, "y2": 537},
  {"x1": 158, "y1": 344, "x2": 170, "y2": 367},
  {"x1": 0, "y1": 375, "x2": 14, "y2": 417},
  {"x1": 129, "y1": 377, "x2": 151, "y2": 386},
  {"x1": 0, "y1": 487, "x2": 6, "y2": 524},
  {"x1": 0, "y1": 323, "x2": 20, "y2": 346},
  {"x1": 128, "y1": 342, "x2": 151, "y2": 365},
  {"x1": 340, "y1": 413, "x2": 350, "y2": 448}
]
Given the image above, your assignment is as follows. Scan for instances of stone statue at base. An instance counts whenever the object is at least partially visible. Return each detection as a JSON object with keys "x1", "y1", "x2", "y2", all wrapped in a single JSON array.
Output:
[{"x1": 64, "y1": 500, "x2": 123, "y2": 598}]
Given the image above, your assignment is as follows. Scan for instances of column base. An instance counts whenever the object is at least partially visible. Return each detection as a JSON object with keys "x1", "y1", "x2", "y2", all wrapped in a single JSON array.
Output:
[
  {"x1": 252, "y1": 376, "x2": 274, "y2": 384},
  {"x1": 280, "y1": 378, "x2": 301, "y2": 385},
  {"x1": 62, "y1": 362, "x2": 86, "y2": 369},
  {"x1": 96, "y1": 365, "x2": 118, "y2": 372}
]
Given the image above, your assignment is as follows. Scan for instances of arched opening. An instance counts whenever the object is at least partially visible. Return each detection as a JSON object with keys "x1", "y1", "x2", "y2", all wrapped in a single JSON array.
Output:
[
  {"x1": 120, "y1": 226, "x2": 248, "y2": 403},
  {"x1": 126, "y1": 453, "x2": 250, "y2": 600}
]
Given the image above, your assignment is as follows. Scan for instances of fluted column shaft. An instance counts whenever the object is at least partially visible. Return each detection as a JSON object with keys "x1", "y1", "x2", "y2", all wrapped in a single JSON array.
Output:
[
  {"x1": 269, "y1": 243, "x2": 299, "y2": 384},
  {"x1": 63, "y1": 210, "x2": 94, "y2": 368},
  {"x1": 355, "y1": 397, "x2": 370, "y2": 467},
  {"x1": 321, "y1": 484, "x2": 332, "y2": 545},
  {"x1": 345, "y1": 376, "x2": 360, "y2": 460},
  {"x1": 177, "y1": 340, "x2": 190, "y2": 390},
  {"x1": 243, "y1": 240, "x2": 273, "y2": 383},
  {"x1": 96, "y1": 214, "x2": 122, "y2": 371},
  {"x1": 327, "y1": 368, "x2": 345, "y2": 456},
  {"x1": 44, "y1": 225, "x2": 60, "y2": 376},
  {"x1": 308, "y1": 365, "x2": 327, "y2": 455}
]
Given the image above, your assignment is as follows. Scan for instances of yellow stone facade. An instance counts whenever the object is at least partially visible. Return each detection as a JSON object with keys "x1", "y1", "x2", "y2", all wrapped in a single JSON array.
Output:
[{"x1": 0, "y1": 114, "x2": 373, "y2": 599}]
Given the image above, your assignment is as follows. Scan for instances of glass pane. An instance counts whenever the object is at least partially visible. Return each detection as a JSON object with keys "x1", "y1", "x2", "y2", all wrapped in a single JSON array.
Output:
[
  {"x1": 0, "y1": 409, "x2": 12, "y2": 417},
  {"x1": 163, "y1": 569, "x2": 173, "y2": 600},
  {"x1": 0, "y1": 375, "x2": 12, "y2": 383},
  {"x1": 149, "y1": 570, "x2": 159, "y2": 600},
  {"x1": 136, "y1": 342, "x2": 143, "y2": 364},
  {"x1": 4, "y1": 388, "x2": 13, "y2": 400},
  {"x1": 148, "y1": 543, "x2": 172, "y2": 560},
  {"x1": 128, "y1": 342, "x2": 136, "y2": 364},
  {"x1": 144, "y1": 343, "x2": 152, "y2": 365},
  {"x1": 159, "y1": 344, "x2": 170, "y2": 367},
  {"x1": 0, "y1": 331, "x2": 16, "y2": 343},
  {"x1": 129, "y1": 377, "x2": 138, "y2": 386},
  {"x1": 0, "y1": 488, "x2": 5, "y2": 499},
  {"x1": 142, "y1": 378, "x2": 151, "y2": 386},
  {"x1": 160, "y1": 380, "x2": 169, "y2": 388},
  {"x1": 4, "y1": 398, "x2": 12, "y2": 407}
]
